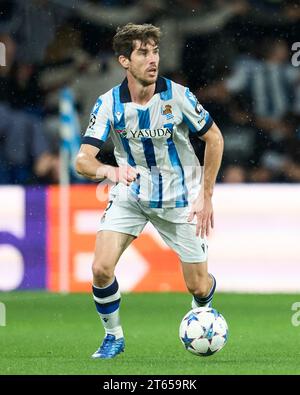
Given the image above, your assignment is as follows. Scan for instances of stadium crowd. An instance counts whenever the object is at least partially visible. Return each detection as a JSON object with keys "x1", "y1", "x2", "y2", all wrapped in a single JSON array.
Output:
[{"x1": 0, "y1": 0, "x2": 299, "y2": 184}]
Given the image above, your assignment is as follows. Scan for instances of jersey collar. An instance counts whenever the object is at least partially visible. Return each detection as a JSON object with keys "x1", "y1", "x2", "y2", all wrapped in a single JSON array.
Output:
[{"x1": 119, "y1": 76, "x2": 167, "y2": 103}]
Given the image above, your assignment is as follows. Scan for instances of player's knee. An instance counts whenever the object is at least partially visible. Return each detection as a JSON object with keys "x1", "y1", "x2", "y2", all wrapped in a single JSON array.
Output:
[{"x1": 92, "y1": 262, "x2": 114, "y2": 286}]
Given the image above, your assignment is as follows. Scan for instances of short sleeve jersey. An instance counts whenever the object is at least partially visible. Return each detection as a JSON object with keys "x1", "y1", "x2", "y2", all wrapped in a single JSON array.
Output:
[{"x1": 83, "y1": 77, "x2": 213, "y2": 208}]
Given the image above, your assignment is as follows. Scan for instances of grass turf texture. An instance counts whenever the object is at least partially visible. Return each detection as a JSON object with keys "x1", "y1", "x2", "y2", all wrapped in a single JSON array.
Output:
[{"x1": 0, "y1": 292, "x2": 300, "y2": 375}]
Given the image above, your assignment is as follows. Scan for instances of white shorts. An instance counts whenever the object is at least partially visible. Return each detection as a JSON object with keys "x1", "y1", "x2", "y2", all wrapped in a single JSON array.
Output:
[{"x1": 99, "y1": 184, "x2": 208, "y2": 263}]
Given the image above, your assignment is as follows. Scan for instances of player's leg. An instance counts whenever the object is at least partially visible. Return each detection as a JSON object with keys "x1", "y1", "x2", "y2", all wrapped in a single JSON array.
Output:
[
  {"x1": 146, "y1": 209, "x2": 216, "y2": 308},
  {"x1": 92, "y1": 185, "x2": 147, "y2": 359},
  {"x1": 181, "y1": 261, "x2": 216, "y2": 308},
  {"x1": 91, "y1": 231, "x2": 136, "y2": 359},
  {"x1": 92, "y1": 230, "x2": 135, "y2": 333}
]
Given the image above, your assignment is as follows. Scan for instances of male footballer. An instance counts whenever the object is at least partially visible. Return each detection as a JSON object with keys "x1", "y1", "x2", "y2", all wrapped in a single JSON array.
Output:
[{"x1": 76, "y1": 23, "x2": 224, "y2": 359}]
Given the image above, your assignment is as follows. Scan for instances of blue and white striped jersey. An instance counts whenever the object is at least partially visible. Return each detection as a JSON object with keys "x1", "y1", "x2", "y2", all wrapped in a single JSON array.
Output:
[{"x1": 83, "y1": 77, "x2": 213, "y2": 208}]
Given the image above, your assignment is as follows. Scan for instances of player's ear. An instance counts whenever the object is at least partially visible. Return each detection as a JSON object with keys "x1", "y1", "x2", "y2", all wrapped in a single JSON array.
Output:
[{"x1": 118, "y1": 55, "x2": 130, "y2": 69}]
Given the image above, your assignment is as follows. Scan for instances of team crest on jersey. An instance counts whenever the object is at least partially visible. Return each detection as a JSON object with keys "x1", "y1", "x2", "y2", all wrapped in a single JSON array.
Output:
[{"x1": 162, "y1": 104, "x2": 174, "y2": 120}]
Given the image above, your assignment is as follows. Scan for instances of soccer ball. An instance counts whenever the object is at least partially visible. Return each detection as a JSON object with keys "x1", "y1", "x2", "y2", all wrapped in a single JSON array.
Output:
[{"x1": 179, "y1": 307, "x2": 228, "y2": 356}]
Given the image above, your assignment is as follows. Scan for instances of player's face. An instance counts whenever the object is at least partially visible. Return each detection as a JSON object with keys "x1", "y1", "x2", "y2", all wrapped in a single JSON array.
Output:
[{"x1": 127, "y1": 40, "x2": 159, "y2": 86}]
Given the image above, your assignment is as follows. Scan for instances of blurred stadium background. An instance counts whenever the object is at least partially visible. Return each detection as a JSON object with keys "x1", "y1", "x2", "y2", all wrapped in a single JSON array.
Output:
[
  {"x1": 0, "y1": 0, "x2": 299, "y2": 294},
  {"x1": 0, "y1": 0, "x2": 300, "y2": 375}
]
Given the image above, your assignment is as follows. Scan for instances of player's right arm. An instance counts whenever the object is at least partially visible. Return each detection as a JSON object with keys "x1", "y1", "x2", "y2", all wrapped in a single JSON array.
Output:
[
  {"x1": 75, "y1": 93, "x2": 137, "y2": 185},
  {"x1": 75, "y1": 143, "x2": 107, "y2": 181},
  {"x1": 75, "y1": 144, "x2": 137, "y2": 185}
]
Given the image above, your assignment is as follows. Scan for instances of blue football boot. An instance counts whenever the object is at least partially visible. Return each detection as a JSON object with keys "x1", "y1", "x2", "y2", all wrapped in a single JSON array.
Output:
[{"x1": 91, "y1": 334, "x2": 125, "y2": 359}]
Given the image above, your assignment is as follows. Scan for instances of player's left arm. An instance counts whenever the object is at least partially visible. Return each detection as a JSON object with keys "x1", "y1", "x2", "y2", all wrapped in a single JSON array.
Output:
[
  {"x1": 181, "y1": 86, "x2": 224, "y2": 237},
  {"x1": 187, "y1": 122, "x2": 224, "y2": 238}
]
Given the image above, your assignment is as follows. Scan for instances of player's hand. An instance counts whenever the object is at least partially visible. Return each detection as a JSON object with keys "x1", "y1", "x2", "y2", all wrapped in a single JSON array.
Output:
[
  {"x1": 104, "y1": 165, "x2": 138, "y2": 186},
  {"x1": 187, "y1": 196, "x2": 214, "y2": 238}
]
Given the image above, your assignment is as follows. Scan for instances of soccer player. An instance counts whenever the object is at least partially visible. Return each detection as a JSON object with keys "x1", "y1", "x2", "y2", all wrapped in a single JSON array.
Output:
[{"x1": 75, "y1": 23, "x2": 224, "y2": 359}]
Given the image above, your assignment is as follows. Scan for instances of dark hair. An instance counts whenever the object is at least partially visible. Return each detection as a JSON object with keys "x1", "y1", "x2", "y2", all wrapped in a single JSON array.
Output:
[{"x1": 112, "y1": 23, "x2": 161, "y2": 58}]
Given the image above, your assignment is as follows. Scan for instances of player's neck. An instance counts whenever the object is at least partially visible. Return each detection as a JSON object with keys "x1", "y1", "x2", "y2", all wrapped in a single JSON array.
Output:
[{"x1": 127, "y1": 74, "x2": 156, "y2": 105}]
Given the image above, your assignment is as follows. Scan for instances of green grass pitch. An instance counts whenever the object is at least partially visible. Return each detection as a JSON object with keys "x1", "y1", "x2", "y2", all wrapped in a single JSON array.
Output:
[{"x1": 0, "y1": 292, "x2": 300, "y2": 375}]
